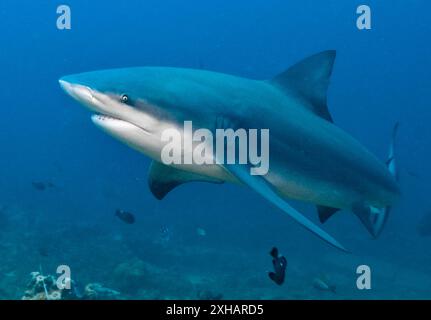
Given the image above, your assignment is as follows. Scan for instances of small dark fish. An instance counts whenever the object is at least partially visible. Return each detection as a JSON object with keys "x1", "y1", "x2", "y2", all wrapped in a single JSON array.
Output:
[
  {"x1": 115, "y1": 209, "x2": 135, "y2": 224},
  {"x1": 32, "y1": 182, "x2": 47, "y2": 190},
  {"x1": 32, "y1": 181, "x2": 55, "y2": 191},
  {"x1": 268, "y1": 247, "x2": 287, "y2": 285}
]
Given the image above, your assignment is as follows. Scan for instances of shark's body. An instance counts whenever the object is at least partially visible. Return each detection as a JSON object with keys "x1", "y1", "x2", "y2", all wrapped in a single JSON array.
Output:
[{"x1": 59, "y1": 51, "x2": 400, "y2": 251}]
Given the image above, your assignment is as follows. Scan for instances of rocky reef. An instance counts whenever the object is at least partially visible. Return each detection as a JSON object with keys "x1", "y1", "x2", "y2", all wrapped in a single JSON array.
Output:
[{"x1": 83, "y1": 283, "x2": 120, "y2": 300}]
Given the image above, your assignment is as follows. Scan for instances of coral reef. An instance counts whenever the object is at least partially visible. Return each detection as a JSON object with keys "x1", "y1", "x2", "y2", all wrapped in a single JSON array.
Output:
[
  {"x1": 112, "y1": 258, "x2": 162, "y2": 294},
  {"x1": 21, "y1": 271, "x2": 120, "y2": 300},
  {"x1": 22, "y1": 272, "x2": 71, "y2": 300}
]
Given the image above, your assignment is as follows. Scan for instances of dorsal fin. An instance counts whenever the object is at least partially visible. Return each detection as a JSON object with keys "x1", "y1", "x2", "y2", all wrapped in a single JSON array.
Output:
[
  {"x1": 148, "y1": 161, "x2": 223, "y2": 200},
  {"x1": 270, "y1": 50, "x2": 336, "y2": 122}
]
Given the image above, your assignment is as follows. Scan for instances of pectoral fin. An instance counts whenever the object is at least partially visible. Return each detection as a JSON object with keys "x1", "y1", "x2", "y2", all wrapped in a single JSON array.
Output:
[
  {"x1": 225, "y1": 164, "x2": 348, "y2": 252},
  {"x1": 148, "y1": 161, "x2": 223, "y2": 200}
]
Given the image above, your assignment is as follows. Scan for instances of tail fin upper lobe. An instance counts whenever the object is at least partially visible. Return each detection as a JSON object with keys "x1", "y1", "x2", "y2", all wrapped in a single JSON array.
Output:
[{"x1": 353, "y1": 123, "x2": 399, "y2": 238}]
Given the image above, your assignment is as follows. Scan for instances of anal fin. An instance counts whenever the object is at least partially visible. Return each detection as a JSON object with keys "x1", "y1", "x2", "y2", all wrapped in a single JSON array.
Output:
[{"x1": 317, "y1": 206, "x2": 340, "y2": 223}]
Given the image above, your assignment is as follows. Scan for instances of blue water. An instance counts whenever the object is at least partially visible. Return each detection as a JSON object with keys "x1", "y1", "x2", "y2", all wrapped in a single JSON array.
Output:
[{"x1": 1, "y1": 0, "x2": 430, "y2": 299}]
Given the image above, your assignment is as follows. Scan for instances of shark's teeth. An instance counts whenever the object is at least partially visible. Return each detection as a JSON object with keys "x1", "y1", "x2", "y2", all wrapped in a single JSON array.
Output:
[{"x1": 93, "y1": 114, "x2": 118, "y2": 121}]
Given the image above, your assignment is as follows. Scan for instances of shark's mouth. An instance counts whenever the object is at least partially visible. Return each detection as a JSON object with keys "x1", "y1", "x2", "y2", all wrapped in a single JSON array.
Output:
[
  {"x1": 92, "y1": 113, "x2": 124, "y2": 124},
  {"x1": 91, "y1": 114, "x2": 152, "y2": 136}
]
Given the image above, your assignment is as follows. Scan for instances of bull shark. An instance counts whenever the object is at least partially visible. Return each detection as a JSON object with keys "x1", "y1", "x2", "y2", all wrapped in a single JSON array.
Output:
[{"x1": 59, "y1": 51, "x2": 400, "y2": 252}]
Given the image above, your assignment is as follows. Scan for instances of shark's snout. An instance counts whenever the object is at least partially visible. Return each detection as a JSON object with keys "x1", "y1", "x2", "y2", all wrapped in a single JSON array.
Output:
[
  {"x1": 59, "y1": 78, "x2": 94, "y2": 105},
  {"x1": 58, "y1": 78, "x2": 71, "y2": 93},
  {"x1": 59, "y1": 75, "x2": 159, "y2": 137}
]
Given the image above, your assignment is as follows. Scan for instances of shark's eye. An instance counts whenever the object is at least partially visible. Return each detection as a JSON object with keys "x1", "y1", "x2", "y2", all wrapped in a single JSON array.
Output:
[{"x1": 121, "y1": 94, "x2": 129, "y2": 103}]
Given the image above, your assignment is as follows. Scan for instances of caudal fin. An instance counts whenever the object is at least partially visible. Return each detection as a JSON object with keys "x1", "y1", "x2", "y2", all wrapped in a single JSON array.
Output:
[{"x1": 353, "y1": 123, "x2": 399, "y2": 238}]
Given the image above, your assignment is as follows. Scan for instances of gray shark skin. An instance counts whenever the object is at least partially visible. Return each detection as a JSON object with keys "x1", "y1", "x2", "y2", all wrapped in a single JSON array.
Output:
[{"x1": 59, "y1": 51, "x2": 400, "y2": 252}]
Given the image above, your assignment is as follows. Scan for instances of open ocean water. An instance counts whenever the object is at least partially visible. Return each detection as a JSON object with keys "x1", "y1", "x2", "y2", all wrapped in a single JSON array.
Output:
[{"x1": 0, "y1": 0, "x2": 430, "y2": 300}]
